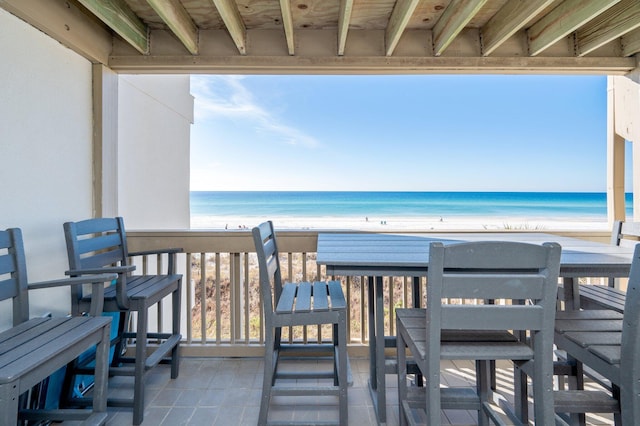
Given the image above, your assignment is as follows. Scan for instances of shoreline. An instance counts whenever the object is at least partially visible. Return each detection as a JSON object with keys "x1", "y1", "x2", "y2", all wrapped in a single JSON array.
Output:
[{"x1": 191, "y1": 215, "x2": 611, "y2": 231}]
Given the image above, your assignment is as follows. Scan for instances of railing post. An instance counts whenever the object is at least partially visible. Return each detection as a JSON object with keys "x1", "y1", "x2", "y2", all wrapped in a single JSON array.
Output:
[{"x1": 231, "y1": 252, "x2": 244, "y2": 342}]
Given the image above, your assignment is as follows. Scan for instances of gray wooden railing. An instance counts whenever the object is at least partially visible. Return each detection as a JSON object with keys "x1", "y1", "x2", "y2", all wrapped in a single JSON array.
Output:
[{"x1": 126, "y1": 229, "x2": 611, "y2": 357}]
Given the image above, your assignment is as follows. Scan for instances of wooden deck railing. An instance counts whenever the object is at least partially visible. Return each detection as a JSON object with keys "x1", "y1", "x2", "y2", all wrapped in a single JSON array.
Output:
[{"x1": 126, "y1": 229, "x2": 611, "y2": 357}]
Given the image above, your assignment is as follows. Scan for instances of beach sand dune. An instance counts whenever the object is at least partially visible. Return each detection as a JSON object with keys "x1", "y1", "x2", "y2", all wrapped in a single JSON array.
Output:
[{"x1": 191, "y1": 215, "x2": 610, "y2": 231}]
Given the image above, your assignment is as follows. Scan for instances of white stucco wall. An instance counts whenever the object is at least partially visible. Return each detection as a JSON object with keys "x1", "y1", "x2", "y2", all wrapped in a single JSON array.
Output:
[
  {"x1": 0, "y1": 9, "x2": 193, "y2": 330},
  {"x1": 118, "y1": 75, "x2": 192, "y2": 229},
  {"x1": 0, "y1": 8, "x2": 94, "y2": 321}
]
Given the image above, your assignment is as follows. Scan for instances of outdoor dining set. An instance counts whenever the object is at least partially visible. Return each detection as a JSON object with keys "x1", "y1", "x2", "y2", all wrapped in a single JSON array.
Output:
[{"x1": 1, "y1": 218, "x2": 639, "y2": 425}]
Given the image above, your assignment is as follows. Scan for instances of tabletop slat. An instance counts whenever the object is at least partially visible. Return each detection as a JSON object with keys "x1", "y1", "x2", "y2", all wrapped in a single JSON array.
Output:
[{"x1": 317, "y1": 233, "x2": 635, "y2": 276}]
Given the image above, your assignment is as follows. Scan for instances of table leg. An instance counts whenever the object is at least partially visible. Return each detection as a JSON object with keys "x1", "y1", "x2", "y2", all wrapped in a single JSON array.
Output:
[
  {"x1": 368, "y1": 276, "x2": 376, "y2": 391},
  {"x1": 367, "y1": 275, "x2": 388, "y2": 424},
  {"x1": 375, "y1": 276, "x2": 386, "y2": 424},
  {"x1": 412, "y1": 276, "x2": 421, "y2": 308},
  {"x1": 563, "y1": 277, "x2": 580, "y2": 311},
  {"x1": 411, "y1": 277, "x2": 424, "y2": 387}
]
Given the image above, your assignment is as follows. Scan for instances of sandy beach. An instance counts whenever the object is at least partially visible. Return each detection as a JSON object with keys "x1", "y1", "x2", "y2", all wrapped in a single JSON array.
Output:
[{"x1": 191, "y1": 215, "x2": 611, "y2": 232}]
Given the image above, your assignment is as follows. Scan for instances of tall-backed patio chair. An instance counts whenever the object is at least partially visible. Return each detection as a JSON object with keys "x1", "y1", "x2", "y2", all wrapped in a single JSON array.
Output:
[
  {"x1": 576, "y1": 220, "x2": 637, "y2": 312},
  {"x1": 63, "y1": 217, "x2": 182, "y2": 425},
  {"x1": 554, "y1": 242, "x2": 640, "y2": 425},
  {"x1": 252, "y1": 221, "x2": 350, "y2": 425},
  {"x1": 396, "y1": 240, "x2": 561, "y2": 425},
  {"x1": 0, "y1": 227, "x2": 114, "y2": 425}
]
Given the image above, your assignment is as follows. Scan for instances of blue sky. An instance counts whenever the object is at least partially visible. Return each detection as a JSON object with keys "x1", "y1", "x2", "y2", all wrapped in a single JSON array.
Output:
[{"x1": 190, "y1": 74, "x2": 627, "y2": 192}]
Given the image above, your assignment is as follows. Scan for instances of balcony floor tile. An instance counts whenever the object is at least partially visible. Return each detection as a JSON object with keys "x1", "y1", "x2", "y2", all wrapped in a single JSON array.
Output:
[{"x1": 58, "y1": 357, "x2": 614, "y2": 425}]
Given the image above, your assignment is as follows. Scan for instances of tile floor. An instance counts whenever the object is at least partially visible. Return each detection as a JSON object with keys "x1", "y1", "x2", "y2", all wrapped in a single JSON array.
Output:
[{"x1": 76, "y1": 357, "x2": 614, "y2": 425}]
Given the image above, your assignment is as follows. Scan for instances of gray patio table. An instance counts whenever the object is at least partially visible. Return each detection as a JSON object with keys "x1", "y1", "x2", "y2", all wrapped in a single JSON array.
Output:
[{"x1": 316, "y1": 232, "x2": 635, "y2": 425}]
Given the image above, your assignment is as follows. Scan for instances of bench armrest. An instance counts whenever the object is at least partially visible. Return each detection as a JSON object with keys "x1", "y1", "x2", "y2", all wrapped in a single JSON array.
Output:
[
  {"x1": 28, "y1": 273, "x2": 118, "y2": 289},
  {"x1": 65, "y1": 265, "x2": 136, "y2": 275},
  {"x1": 128, "y1": 248, "x2": 183, "y2": 257},
  {"x1": 28, "y1": 273, "x2": 118, "y2": 316},
  {"x1": 65, "y1": 268, "x2": 135, "y2": 311}
]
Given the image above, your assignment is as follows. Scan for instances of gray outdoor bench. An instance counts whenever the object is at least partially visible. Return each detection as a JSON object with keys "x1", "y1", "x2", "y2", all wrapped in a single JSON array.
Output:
[{"x1": 0, "y1": 228, "x2": 115, "y2": 425}]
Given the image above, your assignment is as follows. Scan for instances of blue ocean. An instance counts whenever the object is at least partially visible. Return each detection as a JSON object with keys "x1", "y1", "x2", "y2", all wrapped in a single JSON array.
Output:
[{"x1": 191, "y1": 191, "x2": 632, "y2": 222}]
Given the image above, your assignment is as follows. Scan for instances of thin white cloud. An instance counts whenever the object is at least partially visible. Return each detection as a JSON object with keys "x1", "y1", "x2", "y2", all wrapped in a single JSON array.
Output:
[{"x1": 191, "y1": 75, "x2": 319, "y2": 148}]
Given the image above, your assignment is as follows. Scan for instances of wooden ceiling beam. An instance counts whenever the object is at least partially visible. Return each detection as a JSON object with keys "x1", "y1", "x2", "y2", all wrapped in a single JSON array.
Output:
[
  {"x1": 528, "y1": 0, "x2": 621, "y2": 56},
  {"x1": 0, "y1": 0, "x2": 113, "y2": 63},
  {"x1": 433, "y1": 0, "x2": 488, "y2": 56},
  {"x1": 337, "y1": 0, "x2": 354, "y2": 56},
  {"x1": 279, "y1": 0, "x2": 295, "y2": 55},
  {"x1": 577, "y1": 0, "x2": 640, "y2": 56},
  {"x1": 76, "y1": 0, "x2": 148, "y2": 54},
  {"x1": 622, "y1": 27, "x2": 640, "y2": 56},
  {"x1": 211, "y1": 0, "x2": 247, "y2": 55},
  {"x1": 385, "y1": 0, "x2": 420, "y2": 56},
  {"x1": 146, "y1": 0, "x2": 198, "y2": 55},
  {"x1": 108, "y1": 53, "x2": 636, "y2": 75},
  {"x1": 481, "y1": 0, "x2": 555, "y2": 56}
]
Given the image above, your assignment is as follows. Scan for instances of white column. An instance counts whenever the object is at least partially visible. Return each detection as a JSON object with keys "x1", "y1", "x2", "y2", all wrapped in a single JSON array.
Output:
[{"x1": 93, "y1": 64, "x2": 119, "y2": 218}]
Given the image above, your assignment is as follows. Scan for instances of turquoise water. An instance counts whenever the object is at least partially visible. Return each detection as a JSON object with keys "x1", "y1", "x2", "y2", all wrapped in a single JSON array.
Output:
[{"x1": 191, "y1": 191, "x2": 632, "y2": 221}]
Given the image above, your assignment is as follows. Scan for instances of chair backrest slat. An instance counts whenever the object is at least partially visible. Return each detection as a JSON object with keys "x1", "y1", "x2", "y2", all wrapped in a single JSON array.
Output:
[
  {"x1": 441, "y1": 241, "x2": 552, "y2": 269},
  {"x1": 0, "y1": 231, "x2": 10, "y2": 249},
  {"x1": 0, "y1": 277, "x2": 18, "y2": 302},
  {"x1": 253, "y1": 221, "x2": 282, "y2": 319},
  {"x1": 76, "y1": 248, "x2": 124, "y2": 270},
  {"x1": 442, "y1": 274, "x2": 545, "y2": 300},
  {"x1": 0, "y1": 250, "x2": 16, "y2": 277},
  {"x1": 75, "y1": 233, "x2": 124, "y2": 257},
  {"x1": 441, "y1": 305, "x2": 544, "y2": 331},
  {"x1": 0, "y1": 229, "x2": 31, "y2": 325},
  {"x1": 73, "y1": 217, "x2": 120, "y2": 235},
  {"x1": 613, "y1": 220, "x2": 640, "y2": 248}
]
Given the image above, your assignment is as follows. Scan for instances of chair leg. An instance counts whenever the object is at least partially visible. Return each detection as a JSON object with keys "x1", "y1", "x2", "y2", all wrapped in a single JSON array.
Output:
[
  {"x1": 476, "y1": 360, "x2": 490, "y2": 426},
  {"x1": 613, "y1": 385, "x2": 622, "y2": 426},
  {"x1": 397, "y1": 327, "x2": 408, "y2": 426},
  {"x1": 171, "y1": 280, "x2": 182, "y2": 379},
  {"x1": 93, "y1": 323, "x2": 111, "y2": 414},
  {"x1": 337, "y1": 312, "x2": 348, "y2": 425},
  {"x1": 514, "y1": 364, "x2": 529, "y2": 423},
  {"x1": 133, "y1": 308, "x2": 148, "y2": 425},
  {"x1": 533, "y1": 340, "x2": 556, "y2": 426},
  {"x1": 259, "y1": 331, "x2": 275, "y2": 426},
  {"x1": 566, "y1": 355, "x2": 586, "y2": 426},
  {"x1": 333, "y1": 323, "x2": 339, "y2": 386},
  {"x1": 111, "y1": 312, "x2": 129, "y2": 368}
]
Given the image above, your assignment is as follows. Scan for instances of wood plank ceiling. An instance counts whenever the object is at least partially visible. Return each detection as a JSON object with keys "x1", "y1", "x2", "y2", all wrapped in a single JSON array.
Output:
[{"x1": 3, "y1": 0, "x2": 640, "y2": 74}]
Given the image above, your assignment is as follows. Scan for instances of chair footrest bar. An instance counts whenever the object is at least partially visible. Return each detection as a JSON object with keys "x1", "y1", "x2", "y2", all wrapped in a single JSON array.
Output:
[
  {"x1": 68, "y1": 396, "x2": 135, "y2": 408},
  {"x1": 404, "y1": 386, "x2": 483, "y2": 410},
  {"x1": 277, "y1": 343, "x2": 336, "y2": 355},
  {"x1": 267, "y1": 422, "x2": 339, "y2": 426},
  {"x1": 271, "y1": 386, "x2": 341, "y2": 397},
  {"x1": 401, "y1": 399, "x2": 425, "y2": 426},
  {"x1": 274, "y1": 371, "x2": 335, "y2": 380},
  {"x1": 145, "y1": 333, "x2": 181, "y2": 369},
  {"x1": 19, "y1": 409, "x2": 107, "y2": 424},
  {"x1": 82, "y1": 412, "x2": 109, "y2": 426},
  {"x1": 401, "y1": 387, "x2": 512, "y2": 426},
  {"x1": 554, "y1": 390, "x2": 620, "y2": 413},
  {"x1": 482, "y1": 401, "x2": 516, "y2": 426},
  {"x1": 106, "y1": 397, "x2": 135, "y2": 408}
]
